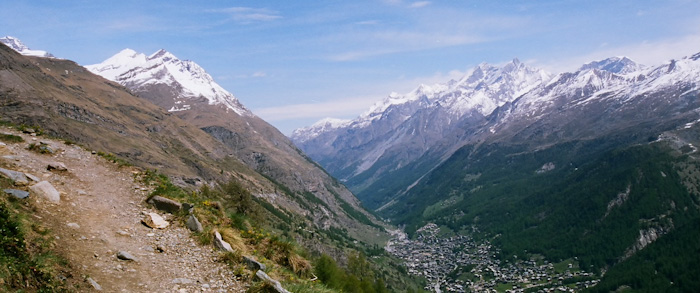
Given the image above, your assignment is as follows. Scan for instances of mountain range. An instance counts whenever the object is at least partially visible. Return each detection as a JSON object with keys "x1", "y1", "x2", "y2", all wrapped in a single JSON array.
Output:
[{"x1": 293, "y1": 50, "x2": 700, "y2": 290}]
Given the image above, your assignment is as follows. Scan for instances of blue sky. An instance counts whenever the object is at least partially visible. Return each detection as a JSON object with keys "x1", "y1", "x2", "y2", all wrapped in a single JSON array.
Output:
[{"x1": 2, "y1": 0, "x2": 700, "y2": 135}]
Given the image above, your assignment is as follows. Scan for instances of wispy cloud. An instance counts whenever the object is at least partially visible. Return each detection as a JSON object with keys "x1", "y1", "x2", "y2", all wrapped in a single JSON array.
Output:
[
  {"x1": 409, "y1": 1, "x2": 431, "y2": 8},
  {"x1": 540, "y1": 33, "x2": 700, "y2": 73},
  {"x1": 356, "y1": 20, "x2": 380, "y2": 25},
  {"x1": 207, "y1": 7, "x2": 281, "y2": 24},
  {"x1": 326, "y1": 30, "x2": 486, "y2": 61},
  {"x1": 253, "y1": 96, "x2": 380, "y2": 121}
]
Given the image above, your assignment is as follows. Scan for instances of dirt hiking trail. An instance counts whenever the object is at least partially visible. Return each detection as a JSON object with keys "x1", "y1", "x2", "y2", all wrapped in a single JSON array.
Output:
[{"x1": 0, "y1": 127, "x2": 245, "y2": 292}]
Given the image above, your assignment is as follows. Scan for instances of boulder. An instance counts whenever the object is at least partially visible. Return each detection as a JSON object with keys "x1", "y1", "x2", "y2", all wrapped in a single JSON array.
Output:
[
  {"x1": 29, "y1": 181, "x2": 60, "y2": 203},
  {"x1": 243, "y1": 255, "x2": 266, "y2": 271},
  {"x1": 47, "y1": 162, "x2": 68, "y2": 171},
  {"x1": 213, "y1": 231, "x2": 233, "y2": 252},
  {"x1": 186, "y1": 214, "x2": 203, "y2": 232},
  {"x1": 147, "y1": 195, "x2": 182, "y2": 214},
  {"x1": 0, "y1": 167, "x2": 29, "y2": 186},
  {"x1": 142, "y1": 212, "x2": 169, "y2": 229},
  {"x1": 4, "y1": 189, "x2": 29, "y2": 199},
  {"x1": 117, "y1": 251, "x2": 137, "y2": 261},
  {"x1": 255, "y1": 270, "x2": 291, "y2": 293}
]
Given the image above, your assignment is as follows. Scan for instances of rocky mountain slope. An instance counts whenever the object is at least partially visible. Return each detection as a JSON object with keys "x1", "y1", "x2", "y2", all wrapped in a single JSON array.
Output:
[{"x1": 0, "y1": 41, "x2": 385, "y2": 260}]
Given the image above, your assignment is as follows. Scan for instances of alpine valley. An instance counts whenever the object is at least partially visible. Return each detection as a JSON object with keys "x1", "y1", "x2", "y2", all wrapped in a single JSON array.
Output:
[{"x1": 293, "y1": 53, "x2": 700, "y2": 291}]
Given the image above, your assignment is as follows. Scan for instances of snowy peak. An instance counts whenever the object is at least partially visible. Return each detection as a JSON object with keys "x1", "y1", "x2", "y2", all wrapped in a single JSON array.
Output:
[
  {"x1": 0, "y1": 36, "x2": 54, "y2": 58},
  {"x1": 579, "y1": 56, "x2": 645, "y2": 74},
  {"x1": 87, "y1": 49, "x2": 251, "y2": 116},
  {"x1": 291, "y1": 118, "x2": 351, "y2": 143}
]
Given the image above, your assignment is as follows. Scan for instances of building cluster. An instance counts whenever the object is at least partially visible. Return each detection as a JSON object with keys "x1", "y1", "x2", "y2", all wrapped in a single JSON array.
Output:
[{"x1": 386, "y1": 223, "x2": 599, "y2": 292}]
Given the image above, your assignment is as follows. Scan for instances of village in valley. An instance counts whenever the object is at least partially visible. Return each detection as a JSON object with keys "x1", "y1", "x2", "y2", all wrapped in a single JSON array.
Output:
[{"x1": 386, "y1": 223, "x2": 600, "y2": 292}]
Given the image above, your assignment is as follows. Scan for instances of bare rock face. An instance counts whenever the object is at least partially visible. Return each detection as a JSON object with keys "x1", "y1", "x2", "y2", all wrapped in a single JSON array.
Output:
[
  {"x1": 213, "y1": 231, "x2": 233, "y2": 252},
  {"x1": 142, "y1": 212, "x2": 169, "y2": 229},
  {"x1": 29, "y1": 181, "x2": 60, "y2": 203}
]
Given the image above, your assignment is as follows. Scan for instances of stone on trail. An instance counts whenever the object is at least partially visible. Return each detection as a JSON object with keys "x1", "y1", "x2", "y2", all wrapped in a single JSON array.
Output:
[
  {"x1": 147, "y1": 195, "x2": 182, "y2": 213},
  {"x1": 142, "y1": 212, "x2": 169, "y2": 229},
  {"x1": 0, "y1": 167, "x2": 29, "y2": 186},
  {"x1": 213, "y1": 231, "x2": 233, "y2": 252},
  {"x1": 186, "y1": 214, "x2": 203, "y2": 232},
  {"x1": 66, "y1": 222, "x2": 80, "y2": 229},
  {"x1": 117, "y1": 251, "x2": 137, "y2": 261},
  {"x1": 87, "y1": 277, "x2": 102, "y2": 291},
  {"x1": 29, "y1": 181, "x2": 60, "y2": 203},
  {"x1": 47, "y1": 161, "x2": 68, "y2": 171},
  {"x1": 4, "y1": 188, "x2": 29, "y2": 199}
]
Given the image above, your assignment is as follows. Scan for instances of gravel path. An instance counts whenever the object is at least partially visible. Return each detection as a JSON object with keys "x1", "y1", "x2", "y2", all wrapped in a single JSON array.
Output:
[{"x1": 0, "y1": 128, "x2": 245, "y2": 292}]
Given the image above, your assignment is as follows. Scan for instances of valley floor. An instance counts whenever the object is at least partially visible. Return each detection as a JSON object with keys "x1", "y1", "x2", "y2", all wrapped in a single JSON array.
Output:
[
  {"x1": 387, "y1": 223, "x2": 599, "y2": 292},
  {"x1": 0, "y1": 127, "x2": 245, "y2": 292}
]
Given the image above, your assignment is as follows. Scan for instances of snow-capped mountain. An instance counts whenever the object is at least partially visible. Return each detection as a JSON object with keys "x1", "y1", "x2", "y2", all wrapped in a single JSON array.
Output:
[
  {"x1": 86, "y1": 49, "x2": 250, "y2": 116},
  {"x1": 578, "y1": 56, "x2": 646, "y2": 74},
  {"x1": 292, "y1": 59, "x2": 551, "y2": 190},
  {"x1": 293, "y1": 52, "x2": 700, "y2": 211},
  {"x1": 0, "y1": 36, "x2": 54, "y2": 58}
]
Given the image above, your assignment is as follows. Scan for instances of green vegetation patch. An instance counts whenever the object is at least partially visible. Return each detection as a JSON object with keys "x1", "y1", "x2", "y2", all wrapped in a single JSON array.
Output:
[
  {"x1": 0, "y1": 133, "x2": 23, "y2": 143},
  {"x1": 0, "y1": 196, "x2": 74, "y2": 291}
]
